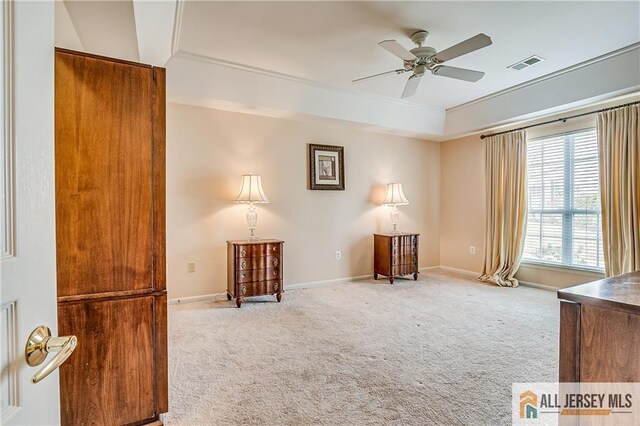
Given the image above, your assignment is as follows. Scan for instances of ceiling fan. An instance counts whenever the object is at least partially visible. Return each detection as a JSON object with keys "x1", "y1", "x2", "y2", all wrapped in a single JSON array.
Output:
[{"x1": 353, "y1": 30, "x2": 492, "y2": 98}]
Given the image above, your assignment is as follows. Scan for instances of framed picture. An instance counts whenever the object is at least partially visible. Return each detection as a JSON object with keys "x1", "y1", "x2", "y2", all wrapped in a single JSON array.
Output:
[{"x1": 308, "y1": 144, "x2": 345, "y2": 190}]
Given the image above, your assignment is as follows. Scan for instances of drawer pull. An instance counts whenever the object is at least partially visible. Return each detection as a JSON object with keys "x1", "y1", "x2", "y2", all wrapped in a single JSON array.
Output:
[
  {"x1": 241, "y1": 273, "x2": 247, "y2": 279},
  {"x1": 240, "y1": 260, "x2": 246, "y2": 269},
  {"x1": 241, "y1": 285, "x2": 247, "y2": 295},
  {"x1": 273, "y1": 258, "x2": 279, "y2": 267},
  {"x1": 273, "y1": 282, "x2": 279, "y2": 291},
  {"x1": 273, "y1": 269, "x2": 278, "y2": 276},
  {"x1": 240, "y1": 248, "x2": 247, "y2": 256}
]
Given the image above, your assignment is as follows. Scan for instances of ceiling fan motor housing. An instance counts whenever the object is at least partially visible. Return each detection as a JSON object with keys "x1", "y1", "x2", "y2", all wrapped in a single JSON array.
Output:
[
  {"x1": 410, "y1": 30, "x2": 429, "y2": 46},
  {"x1": 410, "y1": 46, "x2": 437, "y2": 60},
  {"x1": 414, "y1": 64, "x2": 428, "y2": 76}
]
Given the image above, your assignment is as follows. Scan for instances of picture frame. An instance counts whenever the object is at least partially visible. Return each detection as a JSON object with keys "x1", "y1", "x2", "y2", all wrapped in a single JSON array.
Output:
[{"x1": 308, "y1": 143, "x2": 345, "y2": 190}]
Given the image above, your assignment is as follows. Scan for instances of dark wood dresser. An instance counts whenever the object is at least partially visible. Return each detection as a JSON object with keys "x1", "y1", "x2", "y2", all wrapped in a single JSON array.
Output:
[
  {"x1": 373, "y1": 233, "x2": 419, "y2": 284},
  {"x1": 227, "y1": 239, "x2": 284, "y2": 307},
  {"x1": 558, "y1": 271, "x2": 640, "y2": 383}
]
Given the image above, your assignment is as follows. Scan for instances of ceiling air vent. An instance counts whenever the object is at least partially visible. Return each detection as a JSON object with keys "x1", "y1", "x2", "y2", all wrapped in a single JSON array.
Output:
[{"x1": 508, "y1": 55, "x2": 545, "y2": 70}]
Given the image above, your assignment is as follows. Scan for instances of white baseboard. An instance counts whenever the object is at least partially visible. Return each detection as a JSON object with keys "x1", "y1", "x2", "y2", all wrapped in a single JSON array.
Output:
[
  {"x1": 169, "y1": 273, "x2": 374, "y2": 305},
  {"x1": 437, "y1": 265, "x2": 481, "y2": 277},
  {"x1": 518, "y1": 280, "x2": 558, "y2": 292},
  {"x1": 169, "y1": 292, "x2": 227, "y2": 305},
  {"x1": 285, "y1": 274, "x2": 371, "y2": 290},
  {"x1": 433, "y1": 265, "x2": 556, "y2": 291},
  {"x1": 168, "y1": 265, "x2": 555, "y2": 305}
]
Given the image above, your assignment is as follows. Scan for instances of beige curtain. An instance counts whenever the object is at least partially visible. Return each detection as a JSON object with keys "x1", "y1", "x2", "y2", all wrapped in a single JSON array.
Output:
[
  {"x1": 597, "y1": 104, "x2": 640, "y2": 277},
  {"x1": 480, "y1": 130, "x2": 527, "y2": 287}
]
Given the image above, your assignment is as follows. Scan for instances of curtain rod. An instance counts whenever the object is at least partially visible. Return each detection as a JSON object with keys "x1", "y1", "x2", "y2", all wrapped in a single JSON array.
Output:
[{"x1": 479, "y1": 100, "x2": 640, "y2": 140}]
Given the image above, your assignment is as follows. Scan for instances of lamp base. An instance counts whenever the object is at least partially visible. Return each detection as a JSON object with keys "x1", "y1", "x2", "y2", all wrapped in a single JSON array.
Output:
[
  {"x1": 390, "y1": 205, "x2": 400, "y2": 234},
  {"x1": 246, "y1": 204, "x2": 260, "y2": 241}
]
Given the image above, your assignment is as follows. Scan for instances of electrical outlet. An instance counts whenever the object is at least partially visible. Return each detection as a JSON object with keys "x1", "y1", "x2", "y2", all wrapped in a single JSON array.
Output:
[
  {"x1": 335, "y1": 251, "x2": 342, "y2": 260},
  {"x1": 469, "y1": 246, "x2": 476, "y2": 255},
  {"x1": 187, "y1": 261, "x2": 196, "y2": 273}
]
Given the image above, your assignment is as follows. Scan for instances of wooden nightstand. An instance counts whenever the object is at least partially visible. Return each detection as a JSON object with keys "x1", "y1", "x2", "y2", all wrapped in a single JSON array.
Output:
[
  {"x1": 226, "y1": 239, "x2": 284, "y2": 308},
  {"x1": 373, "y1": 233, "x2": 419, "y2": 284}
]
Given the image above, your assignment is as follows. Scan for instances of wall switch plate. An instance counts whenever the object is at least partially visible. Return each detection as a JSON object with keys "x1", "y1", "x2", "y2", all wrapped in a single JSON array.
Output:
[
  {"x1": 187, "y1": 261, "x2": 196, "y2": 273},
  {"x1": 469, "y1": 246, "x2": 476, "y2": 255},
  {"x1": 335, "y1": 251, "x2": 342, "y2": 260}
]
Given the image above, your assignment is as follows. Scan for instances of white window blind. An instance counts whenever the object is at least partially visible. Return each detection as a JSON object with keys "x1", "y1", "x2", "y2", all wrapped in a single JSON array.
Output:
[{"x1": 523, "y1": 127, "x2": 604, "y2": 270}]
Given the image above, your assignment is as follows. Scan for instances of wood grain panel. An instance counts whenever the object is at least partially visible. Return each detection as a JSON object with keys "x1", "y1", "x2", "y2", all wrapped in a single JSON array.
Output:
[
  {"x1": 154, "y1": 293, "x2": 168, "y2": 413},
  {"x1": 58, "y1": 297, "x2": 156, "y2": 425},
  {"x1": 152, "y1": 67, "x2": 166, "y2": 292},
  {"x1": 558, "y1": 301, "x2": 580, "y2": 382},
  {"x1": 580, "y1": 304, "x2": 640, "y2": 382},
  {"x1": 55, "y1": 49, "x2": 168, "y2": 423},
  {"x1": 373, "y1": 235, "x2": 391, "y2": 277},
  {"x1": 55, "y1": 50, "x2": 153, "y2": 297}
]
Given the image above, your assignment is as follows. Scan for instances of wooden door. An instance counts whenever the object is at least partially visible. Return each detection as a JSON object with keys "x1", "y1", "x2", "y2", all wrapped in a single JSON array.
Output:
[{"x1": 54, "y1": 48, "x2": 167, "y2": 425}]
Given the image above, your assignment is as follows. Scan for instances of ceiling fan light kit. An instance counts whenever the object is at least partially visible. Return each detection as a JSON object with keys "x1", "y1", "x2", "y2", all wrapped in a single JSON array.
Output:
[{"x1": 354, "y1": 29, "x2": 493, "y2": 98}]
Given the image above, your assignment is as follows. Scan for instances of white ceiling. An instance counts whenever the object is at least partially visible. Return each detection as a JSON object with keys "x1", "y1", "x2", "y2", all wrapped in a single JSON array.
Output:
[
  {"x1": 63, "y1": 0, "x2": 140, "y2": 62},
  {"x1": 177, "y1": 1, "x2": 640, "y2": 109},
  {"x1": 55, "y1": 1, "x2": 640, "y2": 139}
]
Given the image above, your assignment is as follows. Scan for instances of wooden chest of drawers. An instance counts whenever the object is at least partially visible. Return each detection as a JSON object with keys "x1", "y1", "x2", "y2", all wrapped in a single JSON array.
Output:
[
  {"x1": 373, "y1": 233, "x2": 419, "y2": 284},
  {"x1": 227, "y1": 239, "x2": 283, "y2": 308}
]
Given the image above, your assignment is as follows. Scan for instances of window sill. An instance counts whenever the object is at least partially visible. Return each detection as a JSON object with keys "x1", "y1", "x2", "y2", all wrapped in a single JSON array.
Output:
[{"x1": 520, "y1": 260, "x2": 605, "y2": 278}]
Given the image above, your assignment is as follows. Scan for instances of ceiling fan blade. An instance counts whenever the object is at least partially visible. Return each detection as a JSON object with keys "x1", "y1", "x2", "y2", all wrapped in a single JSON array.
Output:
[
  {"x1": 401, "y1": 74, "x2": 421, "y2": 98},
  {"x1": 352, "y1": 68, "x2": 408, "y2": 83},
  {"x1": 379, "y1": 40, "x2": 417, "y2": 62},
  {"x1": 433, "y1": 33, "x2": 492, "y2": 63},
  {"x1": 433, "y1": 66, "x2": 485, "y2": 82}
]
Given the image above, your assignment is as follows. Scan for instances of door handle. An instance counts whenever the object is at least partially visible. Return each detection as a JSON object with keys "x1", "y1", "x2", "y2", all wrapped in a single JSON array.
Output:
[{"x1": 25, "y1": 325, "x2": 77, "y2": 384}]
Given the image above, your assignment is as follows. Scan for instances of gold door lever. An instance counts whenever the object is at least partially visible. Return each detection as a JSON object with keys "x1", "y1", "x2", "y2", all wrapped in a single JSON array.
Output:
[{"x1": 25, "y1": 325, "x2": 77, "y2": 384}]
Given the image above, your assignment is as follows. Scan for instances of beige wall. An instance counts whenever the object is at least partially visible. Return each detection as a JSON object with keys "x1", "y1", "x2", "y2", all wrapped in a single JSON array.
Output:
[
  {"x1": 440, "y1": 134, "x2": 486, "y2": 274},
  {"x1": 167, "y1": 103, "x2": 441, "y2": 300}
]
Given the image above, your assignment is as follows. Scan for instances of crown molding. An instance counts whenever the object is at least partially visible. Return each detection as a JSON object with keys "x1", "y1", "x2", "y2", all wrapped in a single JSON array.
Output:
[
  {"x1": 172, "y1": 49, "x2": 444, "y2": 116},
  {"x1": 447, "y1": 42, "x2": 640, "y2": 113},
  {"x1": 170, "y1": 0, "x2": 184, "y2": 57}
]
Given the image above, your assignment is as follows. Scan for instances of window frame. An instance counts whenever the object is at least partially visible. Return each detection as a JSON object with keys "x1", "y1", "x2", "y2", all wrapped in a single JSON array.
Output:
[{"x1": 522, "y1": 127, "x2": 605, "y2": 273}]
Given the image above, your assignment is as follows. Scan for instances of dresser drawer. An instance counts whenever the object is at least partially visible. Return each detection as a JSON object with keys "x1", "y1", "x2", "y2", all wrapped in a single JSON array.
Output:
[
  {"x1": 402, "y1": 255, "x2": 417, "y2": 265},
  {"x1": 236, "y1": 267, "x2": 281, "y2": 283},
  {"x1": 238, "y1": 280, "x2": 281, "y2": 297},
  {"x1": 235, "y1": 243, "x2": 281, "y2": 258},
  {"x1": 236, "y1": 255, "x2": 280, "y2": 270}
]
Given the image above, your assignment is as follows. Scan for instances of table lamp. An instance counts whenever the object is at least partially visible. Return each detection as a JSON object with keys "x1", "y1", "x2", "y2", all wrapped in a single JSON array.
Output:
[
  {"x1": 234, "y1": 174, "x2": 269, "y2": 241},
  {"x1": 382, "y1": 183, "x2": 409, "y2": 233}
]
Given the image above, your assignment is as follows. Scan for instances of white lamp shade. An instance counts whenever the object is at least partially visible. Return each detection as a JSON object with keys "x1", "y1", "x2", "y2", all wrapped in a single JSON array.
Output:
[
  {"x1": 234, "y1": 174, "x2": 269, "y2": 203},
  {"x1": 382, "y1": 183, "x2": 409, "y2": 205}
]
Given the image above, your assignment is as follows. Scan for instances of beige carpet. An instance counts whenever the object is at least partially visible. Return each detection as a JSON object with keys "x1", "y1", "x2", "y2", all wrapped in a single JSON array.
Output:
[{"x1": 164, "y1": 270, "x2": 559, "y2": 425}]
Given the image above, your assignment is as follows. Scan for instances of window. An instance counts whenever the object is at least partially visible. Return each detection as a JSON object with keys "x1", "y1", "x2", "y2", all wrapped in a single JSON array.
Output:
[{"x1": 523, "y1": 128, "x2": 604, "y2": 270}]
